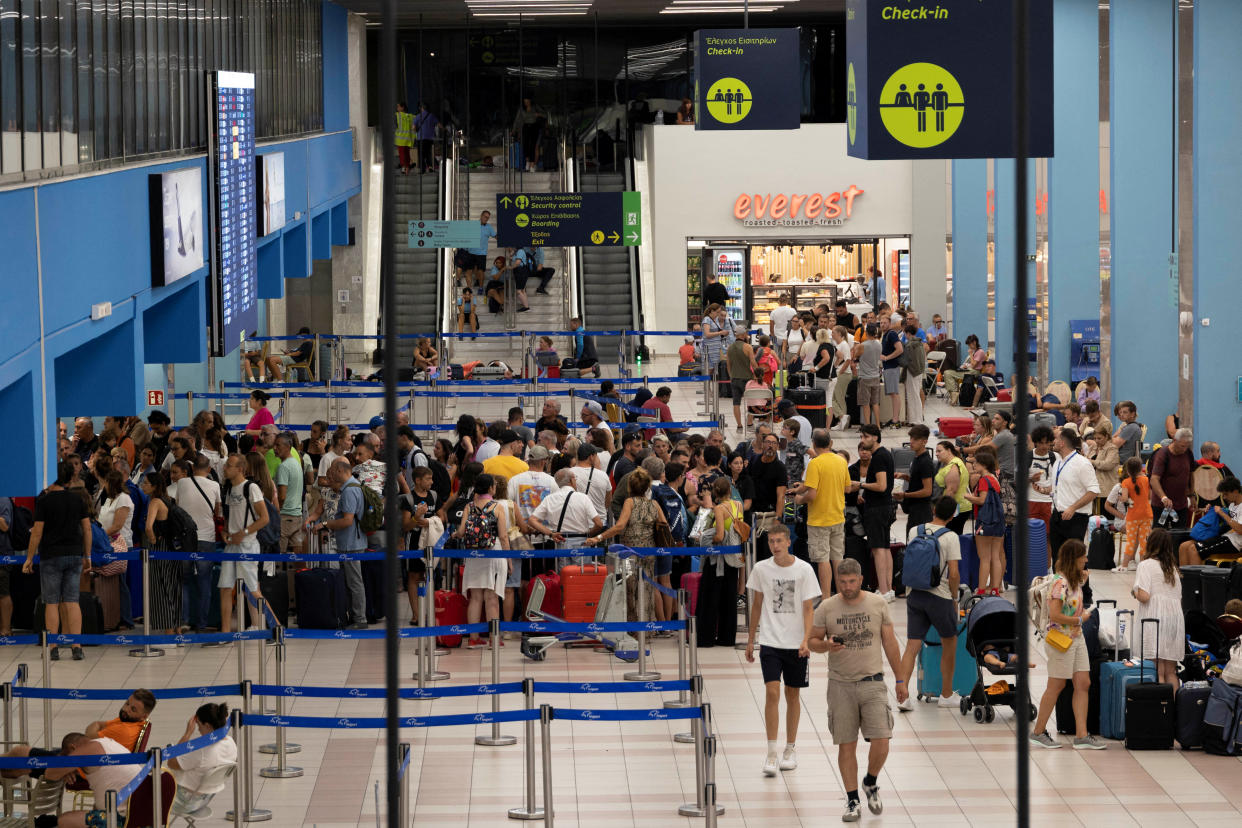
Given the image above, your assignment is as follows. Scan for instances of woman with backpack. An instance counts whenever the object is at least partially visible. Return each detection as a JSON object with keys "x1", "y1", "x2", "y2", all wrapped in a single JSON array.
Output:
[
  {"x1": 693, "y1": 476, "x2": 751, "y2": 648},
  {"x1": 597, "y1": 469, "x2": 671, "y2": 623},
  {"x1": 1114, "y1": 457, "x2": 1152, "y2": 572},
  {"x1": 454, "y1": 474, "x2": 511, "y2": 649},
  {"x1": 139, "y1": 472, "x2": 185, "y2": 635},
  {"x1": 1030, "y1": 539, "x2": 1107, "y2": 750},
  {"x1": 1131, "y1": 528, "x2": 1183, "y2": 692},
  {"x1": 963, "y1": 446, "x2": 1005, "y2": 596}
]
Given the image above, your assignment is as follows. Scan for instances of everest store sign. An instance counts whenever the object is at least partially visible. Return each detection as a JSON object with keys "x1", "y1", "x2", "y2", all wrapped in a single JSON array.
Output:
[{"x1": 733, "y1": 186, "x2": 865, "y2": 227}]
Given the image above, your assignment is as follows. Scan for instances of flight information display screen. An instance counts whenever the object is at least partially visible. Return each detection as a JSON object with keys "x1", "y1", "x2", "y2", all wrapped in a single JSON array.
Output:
[{"x1": 207, "y1": 70, "x2": 259, "y2": 356}]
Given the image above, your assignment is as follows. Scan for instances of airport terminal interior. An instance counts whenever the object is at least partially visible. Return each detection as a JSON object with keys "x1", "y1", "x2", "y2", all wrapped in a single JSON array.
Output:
[{"x1": 2, "y1": 0, "x2": 1242, "y2": 825}]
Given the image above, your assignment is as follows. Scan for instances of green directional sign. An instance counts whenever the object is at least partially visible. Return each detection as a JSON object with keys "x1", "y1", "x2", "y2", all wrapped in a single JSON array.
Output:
[{"x1": 495, "y1": 191, "x2": 641, "y2": 248}]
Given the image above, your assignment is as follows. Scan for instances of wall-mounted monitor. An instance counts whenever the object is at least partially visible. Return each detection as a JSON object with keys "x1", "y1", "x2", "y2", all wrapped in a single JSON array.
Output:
[
  {"x1": 256, "y1": 152, "x2": 286, "y2": 237},
  {"x1": 148, "y1": 167, "x2": 205, "y2": 287}
]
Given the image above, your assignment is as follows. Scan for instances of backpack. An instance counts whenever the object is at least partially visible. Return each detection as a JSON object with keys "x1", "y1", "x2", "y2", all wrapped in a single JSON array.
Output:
[
  {"x1": 124, "y1": 481, "x2": 149, "y2": 544},
  {"x1": 977, "y1": 476, "x2": 1004, "y2": 527},
  {"x1": 1028, "y1": 573, "x2": 1062, "y2": 640},
  {"x1": 904, "y1": 524, "x2": 949, "y2": 591},
  {"x1": 90, "y1": 520, "x2": 113, "y2": 557},
  {"x1": 163, "y1": 502, "x2": 200, "y2": 553},
  {"x1": 1190, "y1": 507, "x2": 1227, "y2": 542},
  {"x1": 5, "y1": 500, "x2": 33, "y2": 551},
  {"x1": 412, "y1": 449, "x2": 452, "y2": 507},
  {"x1": 651, "y1": 484, "x2": 689, "y2": 544},
  {"x1": 461, "y1": 503, "x2": 499, "y2": 550},
  {"x1": 903, "y1": 337, "x2": 926, "y2": 376},
  {"x1": 356, "y1": 482, "x2": 386, "y2": 534},
  {"x1": 756, "y1": 347, "x2": 780, "y2": 385},
  {"x1": 223, "y1": 481, "x2": 280, "y2": 548}
]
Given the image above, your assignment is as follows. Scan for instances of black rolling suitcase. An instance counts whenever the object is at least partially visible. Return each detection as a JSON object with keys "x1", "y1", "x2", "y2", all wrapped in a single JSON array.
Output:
[
  {"x1": 295, "y1": 568, "x2": 349, "y2": 629},
  {"x1": 1124, "y1": 618, "x2": 1175, "y2": 750},
  {"x1": 1230, "y1": 561, "x2": 1242, "y2": 602},
  {"x1": 785, "y1": 386, "x2": 827, "y2": 429},
  {"x1": 1201, "y1": 566, "x2": 1232, "y2": 618},
  {"x1": 716, "y1": 361, "x2": 731, "y2": 399},
  {"x1": 1087, "y1": 527, "x2": 1115, "y2": 571},
  {"x1": 1177, "y1": 681, "x2": 1213, "y2": 749},
  {"x1": 844, "y1": 377, "x2": 861, "y2": 427},
  {"x1": 1180, "y1": 565, "x2": 1209, "y2": 613}
]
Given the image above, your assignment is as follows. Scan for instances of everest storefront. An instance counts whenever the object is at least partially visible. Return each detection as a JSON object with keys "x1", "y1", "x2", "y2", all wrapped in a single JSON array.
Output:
[{"x1": 641, "y1": 123, "x2": 919, "y2": 352}]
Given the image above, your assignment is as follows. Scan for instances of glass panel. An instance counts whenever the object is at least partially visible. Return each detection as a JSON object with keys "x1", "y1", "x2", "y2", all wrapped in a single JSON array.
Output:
[
  {"x1": 20, "y1": 0, "x2": 39, "y2": 170},
  {"x1": 0, "y1": 0, "x2": 20, "y2": 174},
  {"x1": 122, "y1": 0, "x2": 136, "y2": 155},
  {"x1": 40, "y1": 0, "x2": 60, "y2": 168}
]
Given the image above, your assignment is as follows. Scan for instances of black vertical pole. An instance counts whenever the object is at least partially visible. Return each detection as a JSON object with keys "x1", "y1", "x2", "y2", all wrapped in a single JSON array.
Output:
[
  {"x1": 379, "y1": 2, "x2": 401, "y2": 827},
  {"x1": 1012, "y1": 2, "x2": 1031, "y2": 827}
]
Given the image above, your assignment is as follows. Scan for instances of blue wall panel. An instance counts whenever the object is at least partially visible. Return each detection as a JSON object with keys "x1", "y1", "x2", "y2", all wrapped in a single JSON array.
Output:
[
  {"x1": 258, "y1": 236, "x2": 286, "y2": 299},
  {"x1": 143, "y1": 279, "x2": 208, "y2": 364},
  {"x1": 323, "y1": 0, "x2": 350, "y2": 132},
  {"x1": 0, "y1": 190, "x2": 40, "y2": 353},
  {"x1": 283, "y1": 222, "x2": 310, "y2": 280},
  {"x1": 1110, "y1": 0, "x2": 1177, "y2": 426},
  {"x1": 0, "y1": 373, "x2": 40, "y2": 495},
  {"x1": 952, "y1": 159, "x2": 989, "y2": 348},
  {"x1": 331, "y1": 202, "x2": 349, "y2": 245},
  {"x1": 52, "y1": 315, "x2": 142, "y2": 417},
  {"x1": 312, "y1": 210, "x2": 332, "y2": 260},
  {"x1": 308, "y1": 132, "x2": 361, "y2": 209},
  {"x1": 1193, "y1": 0, "x2": 1242, "y2": 463},
  {"x1": 1048, "y1": 0, "x2": 1101, "y2": 384}
]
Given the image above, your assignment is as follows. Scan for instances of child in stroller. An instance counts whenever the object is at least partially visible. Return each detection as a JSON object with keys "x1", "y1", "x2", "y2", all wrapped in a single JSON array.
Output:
[{"x1": 960, "y1": 596, "x2": 1037, "y2": 723}]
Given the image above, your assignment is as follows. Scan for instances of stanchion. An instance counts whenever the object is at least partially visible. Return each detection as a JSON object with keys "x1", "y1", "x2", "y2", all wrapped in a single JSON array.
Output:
[
  {"x1": 16, "y1": 664, "x2": 26, "y2": 746},
  {"x1": 674, "y1": 672, "x2": 701, "y2": 744},
  {"x1": 678, "y1": 703, "x2": 723, "y2": 817},
  {"x1": 129, "y1": 549, "x2": 165, "y2": 658},
  {"x1": 151, "y1": 745, "x2": 164, "y2": 828},
  {"x1": 39, "y1": 634, "x2": 51, "y2": 748},
  {"x1": 703, "y1": 731, "x2": 723, "y2": 819},
  {"x1": 258, "y1": 629, "x2": 303, "y2": 769},
  {"x1": 623, "y1": 563, "x2": 660, "y2": 682},
  {"x1": 664, "y1": 589, "x2": 691, "y2": 709},
  {"x1": 399, "y1": 742, "x2": 411, "y2": 826},
  {"x1": 1, "y1": 680, "x2": 10, "y2": 818},
  {"x1": 507, "y1": 679, "x2": 543, "y2": 821},
  {"x1": 230, "y1": 709, "x2": 243, "y2": 828},
  {"x1": 704, "y1": 782, "x2": 719, "y2": 828},
  {"x1": 539, "y1": 705, "x2": 554, "y2": 828},
  {"x1": 104, "y1": 789, "x2": 118, "y2": 828},
  {"x1": 235, "y1": 578, "x2": 247, "y2": 687},
  {"x1": 255, "y1": 594, "x2": 276, "y2": 715},
  {"x1": 475, "y1": 620, "x2": 517, "y2": 747},
  {"x1": 228, "y1": 681, "x2": 272, "y2": 822},
  {"x1": 412, "y1": 551, "x2": 448, "y2": 682},
  {"x1": 734, "y1": 528, "x2": 757, "y2": 651}
]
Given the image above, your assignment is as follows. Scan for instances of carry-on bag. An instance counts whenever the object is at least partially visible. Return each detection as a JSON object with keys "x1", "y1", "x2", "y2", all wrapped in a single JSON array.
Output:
[
  {"x1": 295, "y1": 568, "x2": 349, "y2": 630},
  {"x1": 1177, "y1": 681, "x2": 1213, "y2": 750},
  {"x1": 560, "y1": 563, "x2": 608, "y2": 623},
  {"x1": 1124, "y1": 618, "x2": 1175, "y2": 750}
]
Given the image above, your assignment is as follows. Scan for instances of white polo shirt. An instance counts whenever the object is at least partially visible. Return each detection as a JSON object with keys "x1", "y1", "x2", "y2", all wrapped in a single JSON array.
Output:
[{"x1": 1051, "y1": 450, "x2": 1100, "y2": 516}]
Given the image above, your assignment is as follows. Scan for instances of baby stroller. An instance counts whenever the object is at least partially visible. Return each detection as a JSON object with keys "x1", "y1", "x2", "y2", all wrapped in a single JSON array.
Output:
[{"x1": 959, "y1": 596, "x2": 1037, "y2": 724}]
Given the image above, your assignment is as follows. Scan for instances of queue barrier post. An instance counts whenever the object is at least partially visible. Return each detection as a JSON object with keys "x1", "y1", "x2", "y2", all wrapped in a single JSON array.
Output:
[
  {"x1": 235, "y1": 579, "x2": 247, "y2": 687},
  {"x1": 104, "y1": 789, "x2": 118, "y2": 828},
  {"x1": 259, "y1": 628, "x2": 303, "y2": 773},
  {"x1": 507, "y1": 678, "x2": 544, "y2": 821},
  {"x1": 1, "y1": 681, "x2": 10, "y2": 817},
  {"x1": 704, "y1": 782, "x2": 718, "y2": 828},
  {"x1": 237, "y1": 681, "x2": 272, "y2": 822},
  {"x1": 703, "y1": 728, "x2": 724, "y2": 818},
  {"x1": 623, "y1": 558, "x2": 660, "y2": 682},
  {"x1": 151, "y1": 745, "x2": 164, "y2": 828},
  {"x1": 16, "y1": 664, "x2": 27, "y2": 747},
  {"x1": 399, "y1": 742, "x2": 411, "y2": 827},
  {"x1": 255, "y1": 592, "x2": 275, "y2": 715},
  {"x1": 677, "y1": 692, "x2": 707, "y2": 817},
  {"x1": 412, "y1": 549, "x2": 448, "y2": 682},
  {"x1": 735, "y1": 525, "x2": 758, "y2": 651},
  {"x1": 540, "y1": 705, "x2": 554, "y2": 828},
  {"x1": 673, "y1": 636, "x2": 700, "y2": 743},
  {"x1": 129, "y1": 549, "x2": 164, "y2": 659},
  {"x1": 475, "y1": 619, "x2": 518, "y2": 747},
  {"x1": 231, "y1": 709, "x2": 244, "y2": 828},
  {"x1": 664, "y1": 589, "x2": 691, "y2": 710},
  {"x1": 39, "y1": 634, "x2": 51, "y2": 749}
]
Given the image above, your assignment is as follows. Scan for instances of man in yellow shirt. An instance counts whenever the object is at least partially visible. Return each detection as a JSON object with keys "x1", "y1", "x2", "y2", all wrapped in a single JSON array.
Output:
[
  {"x1": 795, "y1": 429, "x2": 850, "y2": 598},
  {"x1": 482, "y1": 430, "x2": 530, "y2": 483}
]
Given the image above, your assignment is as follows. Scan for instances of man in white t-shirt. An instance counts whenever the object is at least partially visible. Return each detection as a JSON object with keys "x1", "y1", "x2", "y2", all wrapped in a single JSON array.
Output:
[
  {"x1": 569, "y1": 444, "x2": 612, "y2": 521},
  {"x1": 170, "y1": 454, "x2": 222, "y2": 632},
  {"x1": 768, "y1": 294, "x2": 797, "y2": 346},
  {"x1": 896, "y1": 497, "x2": 963, "y2": 712},
  {"x1": 744, "y1": 524, "x2": 821, "y2": 777},
  {"x1": 220, "y1": 454, "x2": 268, "y2": 633},
  {"x1": 1027, "y1": 424, "x2": 1055, "y2": 567},
  {"x1": 508, "y1": 446, "x2": 557, "y2": 536}
]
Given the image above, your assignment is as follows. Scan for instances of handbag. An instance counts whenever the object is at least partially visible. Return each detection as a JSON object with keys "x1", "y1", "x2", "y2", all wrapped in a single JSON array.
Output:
[{"x1": 1045, "y1": 628, "x2": 1073, "y2": 653}]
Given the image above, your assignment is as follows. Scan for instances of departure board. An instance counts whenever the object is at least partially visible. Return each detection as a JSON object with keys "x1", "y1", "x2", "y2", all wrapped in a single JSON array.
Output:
[{"x1": 206, "y1": 71, "x2": 259, "y2": 356}]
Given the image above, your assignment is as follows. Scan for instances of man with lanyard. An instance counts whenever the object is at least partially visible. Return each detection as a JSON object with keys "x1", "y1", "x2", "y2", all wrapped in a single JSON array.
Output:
[
  {"x1": 1039, "y1": 429, "x2": 1099, "y2": 558},
  {"x1": 528, "y1": 469, "x2": 604, "y2": 570}
]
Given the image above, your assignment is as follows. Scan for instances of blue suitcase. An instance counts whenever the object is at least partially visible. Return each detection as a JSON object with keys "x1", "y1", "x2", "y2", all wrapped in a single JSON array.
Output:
[
  {"x1": 1099, "y1": 656, "x2": 1155, "y2": 740},
  {"x1": 958, "y1": 534, "x2": 978, "y2": 590},
  {"x1": 917, "y1": 620, "x2": 976, "y2": 701}
]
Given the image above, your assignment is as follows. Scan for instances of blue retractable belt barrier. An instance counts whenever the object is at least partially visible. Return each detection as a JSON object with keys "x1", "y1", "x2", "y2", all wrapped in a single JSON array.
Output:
[
  {"x1": 499, "y1": 620, "x2": 684, "y2": 634},
  {"x1": 249, "y1": 682, "x2": 523, "y2": 699},
  {"x1": 0, "y1": 753, "x2": 150, "y2": 770},
  {"x1": 0, "y1": 550, "x2": 140, "y2": 566},
  {"x1": 551, "y1": 707, "x2": 702, "y2": 722},
  {"x1": 641, "y1": 572, "x2": 679, "y2": 599},
  {"x1": 162, "y1": 723, "x2": 232, "y2": 761},
  {"x1": 47, "y1": 630, "x2": 269, "y2": 646},
  {"x1": 531, "y1": 680, "x2": 689, "y2": 694},
  {"x1": 116, "y1": 758, "x2": 155, "y2": 804},
  {"x1": 14, "y1": 684, "x2": 240, "y2": 701},
  {"x1": 281, "y1": 623, "x2": 489, "y2": 641},
  {"x1": 0, "y1": 635, "x2": 41, "y2": 646},
  {"x1": 243, "y1": 710, "x2": 539, "y2": 729}
]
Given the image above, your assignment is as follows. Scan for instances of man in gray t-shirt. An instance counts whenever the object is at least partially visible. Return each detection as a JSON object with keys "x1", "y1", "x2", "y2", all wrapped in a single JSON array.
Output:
[
  {"x1": 854, "y1": 325, "x2": 883, "y2": 428},
  {"x1": 1112, "y1": 401, "x2": 1142, "y2": 464}
]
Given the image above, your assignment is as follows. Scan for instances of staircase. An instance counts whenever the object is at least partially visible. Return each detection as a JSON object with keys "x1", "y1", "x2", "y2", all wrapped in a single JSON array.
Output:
[
  {"x1": 391, "y1": 173, "x2": 442, "y2": 339},
  {"x1": 577, "y1": 171, "x2": 633, "y2": 354}
]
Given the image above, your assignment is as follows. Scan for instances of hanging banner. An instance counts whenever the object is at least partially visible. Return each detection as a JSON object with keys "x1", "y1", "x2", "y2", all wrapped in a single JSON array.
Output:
[
  {"x1": 693, "y1": 29, "x2": 800, "y2": 131},
  {"x1": 846, "y1": 0, "x2": 1053, "y2": 159}
]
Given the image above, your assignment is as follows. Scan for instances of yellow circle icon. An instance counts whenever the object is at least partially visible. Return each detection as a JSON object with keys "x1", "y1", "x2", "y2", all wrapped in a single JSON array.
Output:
[
  {"x1": 590, "y1": 230, "x2": 604, "y2": 245},
  {"x1": 515, "y1": 195, "x2": 529, "y2": 209},
  {"x1": 847, "y1": 63, "x2": 857, "y2": 146},
  {"x1": 705, "y1": 78, "x2": 752, "y2": 125},
  {"x1": 878, "y1": 62, "x2": 964, "y2": 148},
  {"x1": 515, "y1": 213, "x2": 529, "y2": 228}
]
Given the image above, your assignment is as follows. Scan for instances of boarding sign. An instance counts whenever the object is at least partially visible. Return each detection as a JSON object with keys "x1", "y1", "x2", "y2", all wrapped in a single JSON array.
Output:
[
  {"x1": 407, "y1": 220, "x2": 480, "y2": 249},
  {"x1": 845, "y1": 0, "x2": 1053, "y2": 159},
  {"x1": 495, "y1": 192, "x2": 641, "y2": 248},
  {"x1": 693, "y1": 29, "x2": 800, "y2": 131}
]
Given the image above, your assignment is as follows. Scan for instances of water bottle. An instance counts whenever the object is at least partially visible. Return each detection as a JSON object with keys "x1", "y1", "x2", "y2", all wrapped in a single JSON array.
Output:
[{"x1": 1158, "y1": 507, "x2": 1177, "y2": 528}]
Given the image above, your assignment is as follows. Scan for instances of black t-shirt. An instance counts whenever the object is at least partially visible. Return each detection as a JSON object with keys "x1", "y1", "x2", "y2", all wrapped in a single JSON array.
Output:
[
  {"x1": 906, "y1": 451, "x2": 936, "y2": 504},
  {"x1": 444, "y1": 494, "x2": 472, "y2": 543},
  {"x1": 534, "y1": 415, "x2": 569, "y2": 437},
  {"x1": 293, "y1": 338, "x2": 313, "y2": 362},
  {"x1": 881, "y1": 330, "x2": 902, "y2": 370},
  {"x1": 814, "y1": 341, "x2": 837, "y2": 380},
  {"x1": 75, "y1": 436, "x2": 100, "y2": 462},
  {"x1": 704, "y1": 281, "x2": 730, "y2": 308},
  {"x1": 610, "y1": 453, "x2": 636, "y2": 483},
  {"x1": 836, "y1": 312, "x2": 857, "y2": 332},
  {"x1": 863, "y1": 446, "x2": 894, "y2": 507},
  {"x1": 34, "y1": 489, "x2": 88, "y2": 558},
  {"x1": 403, "y1": 491, "x2": 437, "y2": 546},
  {"x1": 746, "y1": 456, "x2": 788, "y2": 512}
]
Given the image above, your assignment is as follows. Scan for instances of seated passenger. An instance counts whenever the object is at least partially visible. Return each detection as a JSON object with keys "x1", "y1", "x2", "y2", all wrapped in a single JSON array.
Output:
[
  {"x1": 457, "y1": 287, "x2": 478, "y2": 337},
  {"x1": 42, "y1": 732, "x2": 147, "y2": 828},
  {"x1": 485, "y1": 255, "x2": 508, "y2": 313},
  {"x1": 265, "y1": 326, "x2": 313, "y2": 381},
  {"x1": 412, "y1": 338, "x2": 438, "y2": 375},
  {"x1": 0, "y1": 689, "x2": 156, "y2": 778},
  {"x1": 168, "y1": 703, "x2": 239, "y2": 819}
]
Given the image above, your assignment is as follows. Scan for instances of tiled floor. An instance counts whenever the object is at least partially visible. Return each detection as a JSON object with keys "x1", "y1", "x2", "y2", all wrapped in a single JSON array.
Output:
[{"x1": 13, "y1": 355, "x2": 1236, "y2": 826}]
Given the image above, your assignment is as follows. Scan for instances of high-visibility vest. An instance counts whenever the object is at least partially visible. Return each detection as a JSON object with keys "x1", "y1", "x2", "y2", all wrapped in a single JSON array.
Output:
[{"x1": 395, "y1": 111, "x2": 415, "y2": 147}]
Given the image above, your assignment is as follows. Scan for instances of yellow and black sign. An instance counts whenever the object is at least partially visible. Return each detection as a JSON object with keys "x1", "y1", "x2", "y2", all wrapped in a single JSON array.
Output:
[{"x1": 694, "y1": 29, "x2": 800, "y2": 131}]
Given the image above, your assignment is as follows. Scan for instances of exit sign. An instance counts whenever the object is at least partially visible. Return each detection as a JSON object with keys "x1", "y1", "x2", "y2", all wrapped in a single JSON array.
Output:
[{"x1": 147, "y1": 390, "x2": 164, "y2": 407}]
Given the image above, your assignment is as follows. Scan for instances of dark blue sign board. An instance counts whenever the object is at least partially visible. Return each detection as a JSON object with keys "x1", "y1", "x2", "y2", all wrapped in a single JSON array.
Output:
[
  {"x1": 846, "y1": 0, "x2": 1053, "y2": 159},
  {"x1": 694, "y1": 29, "x2": 800, "y2": 131},
  {"x1": 495, "y1": 192, "x2": 641, "y2": 249}
]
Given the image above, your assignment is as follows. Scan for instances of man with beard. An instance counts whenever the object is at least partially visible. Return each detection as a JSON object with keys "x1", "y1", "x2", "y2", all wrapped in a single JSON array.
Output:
[{"x1": 0, "y1": 688, "x2": 157, "y2": 777}]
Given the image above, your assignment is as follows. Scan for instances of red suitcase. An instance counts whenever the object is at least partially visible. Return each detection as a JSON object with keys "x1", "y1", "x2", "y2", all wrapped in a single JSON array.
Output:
[
  {"x1": 435, "y1": 589, "x2": 468, "y2": 647},
  {"x1": 997, "y1": 388, "x2": 1012, "y2": 402},
  {"x1": 523, "y1": 571, "x2": 563, "y2": 619},
  {"x1": 938, "y1": 416, "x2": 974, "y2": 439},
  {"x1": 680, "y1": 572, "x2": 702, "y2": 616},
  {"x1": 560, "y1": 564, "x2": 608, "y2": 623}
]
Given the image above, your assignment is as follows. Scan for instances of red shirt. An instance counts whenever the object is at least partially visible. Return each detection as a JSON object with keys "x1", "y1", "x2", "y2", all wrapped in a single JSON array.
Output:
[{"x1": 640, "y1": 398, "x2": 673, "y2": 440}]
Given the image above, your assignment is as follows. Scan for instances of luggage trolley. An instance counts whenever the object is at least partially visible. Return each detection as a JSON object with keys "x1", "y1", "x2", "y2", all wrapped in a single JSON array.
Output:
[{"x1": 520, "y1": 552, "x2": 643, "y2": 662}]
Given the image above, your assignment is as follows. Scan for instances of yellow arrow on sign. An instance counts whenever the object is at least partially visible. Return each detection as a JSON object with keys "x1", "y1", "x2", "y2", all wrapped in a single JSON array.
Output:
[
  {"x1": 499, "y1": 196, "x2": 512, "y2": 208},
  {"x1": 608, "y1": 231, "x2": 620, "y2": 243}
]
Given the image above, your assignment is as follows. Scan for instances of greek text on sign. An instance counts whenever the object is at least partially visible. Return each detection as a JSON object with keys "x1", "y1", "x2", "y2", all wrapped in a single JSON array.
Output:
[{"x1": 495, "y1": 191, "x2": 641, "y2": 249}]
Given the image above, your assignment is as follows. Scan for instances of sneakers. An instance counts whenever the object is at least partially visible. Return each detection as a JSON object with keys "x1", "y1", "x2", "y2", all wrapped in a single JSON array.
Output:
[
  {"x1": 937, "y1": 692, "x2": 963, "y2": 709},
  {"x1": 842, "y1": 799, "x2": 862, "y2": 822},
  {"x1": 48, "y1": 647, "x2": 59, "y2": 662},
  {"x1": 1111, "y1": 561, "x2": 1136, "y2": 573},
  {"x1": 763, "y1": 753, "x2": 779, "y2": 777},
  {"x1": 882, "y1": 590, "x2": 896, "y2": 603},
  {"x1": 779, "y1": 745, "x2": 798, "y2": 771},
  {"x1": 863, "y1": 783, "x2": 883, "y2": 815},
  {"x1": 896, "y1": 696, "x2": 915, "y2": 712},
  {"x1": 1073, "y1": 734, "x2": 1108, "y2": 750},
  {"x1": 1029, "y1": 730, "x2": 1062, "y2": 749},
  {"x1": 71, "y1": 647, "x2": 84, "y2": 661}
]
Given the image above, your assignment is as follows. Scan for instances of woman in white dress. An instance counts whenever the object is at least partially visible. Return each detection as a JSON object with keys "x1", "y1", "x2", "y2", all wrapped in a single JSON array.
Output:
[
  {"x1": 1131, "y1": 528, "x2": 1184, "y2": 693},
  {"x1": 455, "y1": 473, "x2": 511, "y2": 649}
]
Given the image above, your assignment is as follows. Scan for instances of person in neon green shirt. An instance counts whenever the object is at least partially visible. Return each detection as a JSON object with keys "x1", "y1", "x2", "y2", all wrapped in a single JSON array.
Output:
[
  {"x1": 394, "y1": 102, "x2": 414, "y2": 174},
  {"x1": 933, "y1": 441, "x2": 971, "y2": 534}
]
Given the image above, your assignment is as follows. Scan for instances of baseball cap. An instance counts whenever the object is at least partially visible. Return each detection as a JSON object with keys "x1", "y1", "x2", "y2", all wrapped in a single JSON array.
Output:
[
  {"x1": 369, "y1": 415, "x2": 385, "y2": 429},
  {"x1": 577, "y1": 444, "x2": 601, "y2": 461},
  {"x1": 684, "y1": 336, "x2": 695, "y2": 343},
  {"x1": 528, "y1": 445, "x2": 551, "y2": 461},
  {"x1": 582, "y1": 401, "x2": 605, "y2": 418},
  {"x1": 500, "y1": 429, "x2": 521, "y2": 444}
]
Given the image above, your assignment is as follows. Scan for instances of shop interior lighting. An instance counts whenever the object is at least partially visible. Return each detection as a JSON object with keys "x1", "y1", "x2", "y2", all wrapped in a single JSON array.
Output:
[{"x1": 661, "y1": 5, "x2": 782, "y2": 12}]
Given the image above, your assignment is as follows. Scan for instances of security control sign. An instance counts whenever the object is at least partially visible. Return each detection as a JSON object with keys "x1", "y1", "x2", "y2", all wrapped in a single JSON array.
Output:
[
  {"x1": 846, "y1": 0, "x2": 1053, "y2": 159},
  {"x1": 495, "y1": 192, "x2": 641, "y2": 248},
  {"x1": 407, "y1": 220, "x2": 480, "y2": 249},
  {"x1": 694, "y1": 29, "x2": 800, "y2": 131}
]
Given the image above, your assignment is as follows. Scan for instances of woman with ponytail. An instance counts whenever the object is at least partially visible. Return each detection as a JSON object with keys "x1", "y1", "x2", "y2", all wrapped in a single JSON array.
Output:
[{"x1": 168, "y1": 702, "x2": 238, "y2": 815}]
